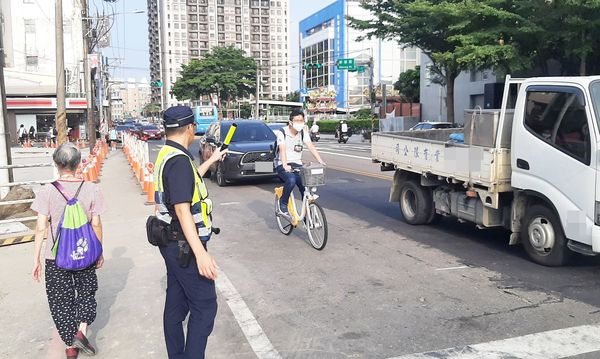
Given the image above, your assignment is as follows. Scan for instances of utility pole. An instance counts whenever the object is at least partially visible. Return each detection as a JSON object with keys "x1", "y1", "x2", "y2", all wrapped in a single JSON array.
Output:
[
  {"x1": 82, "y1": 0, "x2": 96, "y2": 149},
  {"x1": 0, "y1": 11, "x2": 14, "y2": 193},
  {"x1": 368, "y1": 56, "x2": 376, "y2": 133},
  {"x1": 55, "y1": 0, "x2": 67, "y2": 145},
  {"x1": 255, "y1": 63, "x2": 260, "y2": 119}
]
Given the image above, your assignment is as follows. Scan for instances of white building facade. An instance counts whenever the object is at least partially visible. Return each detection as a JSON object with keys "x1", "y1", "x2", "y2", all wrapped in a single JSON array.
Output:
[{"x1": 1, "y1": 0, "x2": 87, "y2": 141}]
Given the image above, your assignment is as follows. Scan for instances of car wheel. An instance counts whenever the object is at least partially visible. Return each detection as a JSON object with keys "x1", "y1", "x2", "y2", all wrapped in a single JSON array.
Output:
[
  {"x1": 215, "y1": 163, "x2": 227, "y2": 187},
  {"x1": 399, "y1": 180, "x2": 433, "y2": 225},
  {"x1": 521, "y1": 204, "x2": 572, "y2": 266}
]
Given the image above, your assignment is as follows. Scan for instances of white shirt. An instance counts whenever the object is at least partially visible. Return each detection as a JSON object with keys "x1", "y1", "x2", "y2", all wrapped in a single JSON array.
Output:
[
  {"x1": 17, "y1": 127, "x2": 26, "y2": 136},
  {"x1": 310, "y1": 124, "x2": 319, "y2": 133},
  {"x1": 341, "y1": 123, "x2": 348, "y2": 132},
  {"x1": 274, "y1": 126, "x2": 311, "y2": 167}
]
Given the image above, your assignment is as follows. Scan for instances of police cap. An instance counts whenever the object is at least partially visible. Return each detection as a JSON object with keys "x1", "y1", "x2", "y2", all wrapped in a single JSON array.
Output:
[{"x1": 163, "y1": 106, "x2": 195, "y2": 128}]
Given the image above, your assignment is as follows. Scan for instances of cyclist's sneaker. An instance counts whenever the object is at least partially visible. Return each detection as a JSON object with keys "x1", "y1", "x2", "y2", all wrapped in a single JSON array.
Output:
[{"x1": 279, "y1": 203, "x2": 289, "y2": 216}]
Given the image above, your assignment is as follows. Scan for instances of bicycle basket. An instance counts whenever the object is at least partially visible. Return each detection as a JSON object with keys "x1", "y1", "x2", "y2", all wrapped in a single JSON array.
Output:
[{"x1": 300, "y1": 165, "x2": 325, "y2": 187}]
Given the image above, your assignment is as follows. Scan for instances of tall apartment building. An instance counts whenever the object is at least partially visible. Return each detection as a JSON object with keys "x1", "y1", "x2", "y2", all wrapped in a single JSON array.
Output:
[
  {"x1": 299, "y1": 0, "x2": 420, "y2": 109},
  {"x1": 148, "y1": 0, "x2": 290, "y2": 109},
  {"x1": 110, "y1": 79, "x2": 152, "y2": 120}
]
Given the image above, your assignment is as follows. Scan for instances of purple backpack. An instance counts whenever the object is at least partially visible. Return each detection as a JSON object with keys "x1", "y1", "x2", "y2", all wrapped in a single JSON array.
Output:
[{"x1": 50, "y1": 181, "x2": 103, "y2": 270}]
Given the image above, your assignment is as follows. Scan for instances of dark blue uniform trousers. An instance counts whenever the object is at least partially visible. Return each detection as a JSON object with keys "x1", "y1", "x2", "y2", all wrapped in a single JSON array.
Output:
[{"x1": 160, "y1": 242, "x2": 217, "y2": 359}]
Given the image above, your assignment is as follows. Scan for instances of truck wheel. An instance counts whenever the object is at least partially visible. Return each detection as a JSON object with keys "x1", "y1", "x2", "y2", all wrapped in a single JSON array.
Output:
[
  {"x1": 399, "y1": 180, "x2": 433, "y2": 225},
  {"x1": 521, "y1": 204, "x2": 572, "y2": 266}
]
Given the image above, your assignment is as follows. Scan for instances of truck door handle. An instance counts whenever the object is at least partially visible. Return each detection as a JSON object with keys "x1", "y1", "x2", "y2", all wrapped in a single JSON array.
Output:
[{"x1": 517, "y1": 158, "x2": 530, "y2": 170}]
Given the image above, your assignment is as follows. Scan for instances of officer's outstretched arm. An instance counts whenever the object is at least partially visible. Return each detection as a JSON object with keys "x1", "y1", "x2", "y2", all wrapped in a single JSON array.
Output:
[
  {"x1": 198, "y1": 147, "x2": 228, "y2": 178},
  {"x1": 174, "y1": 203, "x2": 218, "y2": 280}
]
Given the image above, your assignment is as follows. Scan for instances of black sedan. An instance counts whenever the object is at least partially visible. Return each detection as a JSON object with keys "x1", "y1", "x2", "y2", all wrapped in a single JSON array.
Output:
[{"x1": 199, "y1": 120, "x2": 277, "y2": 186}]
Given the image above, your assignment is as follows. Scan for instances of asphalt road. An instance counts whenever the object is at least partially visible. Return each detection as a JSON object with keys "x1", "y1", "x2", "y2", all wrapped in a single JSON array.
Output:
[{"x1": 144, "y1": 135, "x2": 600, "y2": 358}]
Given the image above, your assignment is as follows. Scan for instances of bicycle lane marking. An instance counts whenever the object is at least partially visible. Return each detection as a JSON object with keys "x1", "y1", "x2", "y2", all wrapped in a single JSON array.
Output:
[
  {"x1": 216, "y1": 269, "x2": 282, "y2": 359},
  {"x1": 387, "y1": 323, "x2": 600, "y2": 359}
]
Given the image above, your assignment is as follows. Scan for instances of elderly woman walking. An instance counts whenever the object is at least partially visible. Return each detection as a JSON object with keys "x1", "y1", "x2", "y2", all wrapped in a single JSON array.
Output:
[{"x1": 31, "y1": 143, "x2": 105, "y2": 359}]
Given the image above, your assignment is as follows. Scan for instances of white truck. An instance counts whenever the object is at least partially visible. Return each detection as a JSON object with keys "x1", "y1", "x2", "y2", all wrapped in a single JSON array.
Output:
[{"x1": 372, "y1": 75, "x2": 600, "y2": 266}]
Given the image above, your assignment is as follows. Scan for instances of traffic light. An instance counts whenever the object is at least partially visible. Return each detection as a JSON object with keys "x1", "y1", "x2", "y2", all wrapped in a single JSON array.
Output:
[
  {"x1": 303, "y1": 63, "x2": 323, "y2": 70},
  {"x1": 151, "y1": 80, "x2": 163, "y2": 88}
]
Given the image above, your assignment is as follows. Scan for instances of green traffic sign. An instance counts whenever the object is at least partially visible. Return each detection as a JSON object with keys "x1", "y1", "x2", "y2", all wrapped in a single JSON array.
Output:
[
  {"x1": 336, "y1": 58, "x2": 355, "y2": 70},
  {"x1": 357, "y1": 65, "x2": 366, "y2": 73}
]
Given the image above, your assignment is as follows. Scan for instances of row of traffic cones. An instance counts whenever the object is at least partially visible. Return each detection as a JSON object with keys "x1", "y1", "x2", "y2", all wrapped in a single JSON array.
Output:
[
  {"x1": 122, "y1": 134, "x2": 155, "y2": 205},
  {"x1": 21, "y1": 139, "x2": 34, "y2": 148},
  {"x1": 78, "y1": 141, "x2": 109, "y2": 183}
]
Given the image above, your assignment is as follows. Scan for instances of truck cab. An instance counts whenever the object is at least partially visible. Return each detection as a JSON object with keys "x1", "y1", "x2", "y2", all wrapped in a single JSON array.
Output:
[{"x1": 510, "y1": 77, "x2": 600, "y2": 264}]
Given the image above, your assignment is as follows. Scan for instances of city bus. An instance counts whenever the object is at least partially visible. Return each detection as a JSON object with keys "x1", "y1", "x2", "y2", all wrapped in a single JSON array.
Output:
[{"x1": 194, "y1": 105, "x2": 219, "y2": 135}]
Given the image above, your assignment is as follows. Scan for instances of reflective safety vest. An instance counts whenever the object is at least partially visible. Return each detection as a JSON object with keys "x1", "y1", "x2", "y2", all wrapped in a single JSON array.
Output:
[{"x1": 154, "y1": 145, "x2": 213, "y2": 237}]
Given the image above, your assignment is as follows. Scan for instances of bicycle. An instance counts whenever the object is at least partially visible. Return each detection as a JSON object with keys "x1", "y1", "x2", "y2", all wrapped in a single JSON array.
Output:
[{"x1": 274, "y1": 164, "x2": 328, "y2": 250}]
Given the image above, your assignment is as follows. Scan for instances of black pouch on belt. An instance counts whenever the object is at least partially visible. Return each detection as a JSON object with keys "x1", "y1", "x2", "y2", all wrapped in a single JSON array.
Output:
[
  {"x1": 177, "y1": 240, "x2": 192, "y2": 268},
  {"x1": 145, "y1": 216, "x2": 171, "y2": 247}
]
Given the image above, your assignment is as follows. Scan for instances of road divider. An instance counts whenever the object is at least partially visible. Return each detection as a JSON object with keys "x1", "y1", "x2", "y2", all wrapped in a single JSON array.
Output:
[{"x1": 122, "y1": 133, "x2": 154, "y2": 205}]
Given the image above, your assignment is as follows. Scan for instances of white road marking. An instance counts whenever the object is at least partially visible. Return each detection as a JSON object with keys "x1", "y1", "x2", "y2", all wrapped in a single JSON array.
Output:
[
  {"x1": 219, "y1": 201, "x2": 241, "y2": 206},
  {"x1": 216, "y1": 270, "x2": 282, "y2": 359},
  {"x1": 388, "y1": 323, "x2": 600, "y2": 359},
  {"x1": 311, "y1": 150, "x2": 372, "y2": 160},
  {"x1": 435, "y1": 265, "x2": 470, "y2": 271}
]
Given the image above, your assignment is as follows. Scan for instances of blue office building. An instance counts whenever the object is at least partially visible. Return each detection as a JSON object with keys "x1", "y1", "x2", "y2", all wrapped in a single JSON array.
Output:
[{"x1": 299, "y1": 0, "x2": 420, "y2": 110}]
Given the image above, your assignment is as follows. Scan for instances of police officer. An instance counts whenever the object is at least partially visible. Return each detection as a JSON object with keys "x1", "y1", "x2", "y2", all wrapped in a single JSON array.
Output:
[{"x1": 153, "y1": 106, "x2": 227, "y2": 359}]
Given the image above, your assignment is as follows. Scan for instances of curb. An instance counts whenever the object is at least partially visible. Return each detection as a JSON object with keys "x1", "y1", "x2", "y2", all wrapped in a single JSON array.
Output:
[{"x1": 0, "y1": 234, "x2": 34, "y2": 247}]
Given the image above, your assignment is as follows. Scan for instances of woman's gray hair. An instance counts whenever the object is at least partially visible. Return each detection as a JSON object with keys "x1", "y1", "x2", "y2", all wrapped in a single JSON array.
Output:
[{"x1": 53, "y1": 143, "x2": 81, "y2": 171}]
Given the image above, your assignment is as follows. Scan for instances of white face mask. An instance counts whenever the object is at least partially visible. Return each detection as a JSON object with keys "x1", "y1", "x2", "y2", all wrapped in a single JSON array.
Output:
[{"x1": 292, "y1": 123, "x2": 304, "y2": 132}]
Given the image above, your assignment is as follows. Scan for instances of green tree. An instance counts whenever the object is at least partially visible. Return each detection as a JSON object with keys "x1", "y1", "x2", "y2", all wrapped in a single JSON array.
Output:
[
  {"x1": 142, "y1": 102, "x2": 161, "y2": 118},
  {"x1": 286, "y1": 90, "x2": 300, "y2": 102},
  {"x1": 394, "y1": 66, "x2": 420, "y2": 103},
  {"x1": 172, "y1": 46, "x2": 257, "y2": 108},
  {"x1": 349, "y1": 0, "x2": 527, "y2": 123},
  {"x1": 513, "y1": 0, "x2": 600, "y2": 76},
  {"x1": 239, "y1": 103, "x2": 253, "y2": 118}
]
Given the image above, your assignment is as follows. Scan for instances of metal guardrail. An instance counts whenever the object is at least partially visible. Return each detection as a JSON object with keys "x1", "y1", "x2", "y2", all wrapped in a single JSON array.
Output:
[{"x1": 0, "y1": 162, "x2": 54, "y2": 223}]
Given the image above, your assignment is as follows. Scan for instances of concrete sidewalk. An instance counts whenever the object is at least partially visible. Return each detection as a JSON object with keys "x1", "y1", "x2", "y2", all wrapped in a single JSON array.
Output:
[{"x1": 0, "y1": 150, "x2": 250, "y2": 358}]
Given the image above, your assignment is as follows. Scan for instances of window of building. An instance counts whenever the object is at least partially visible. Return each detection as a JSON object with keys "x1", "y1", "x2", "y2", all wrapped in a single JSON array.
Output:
[
  {"x1": 524, "y1": 88, "x2": 591, "y2": 164},
  {"x1": 24, "y1": 19, "x2": 35, "y2": 33},
  {"x1": 26, "y1": 55, "x2": 38, "y2": 70},
  {"x1": 188, "y1": 5, "x2": 197, "y2": 11}
]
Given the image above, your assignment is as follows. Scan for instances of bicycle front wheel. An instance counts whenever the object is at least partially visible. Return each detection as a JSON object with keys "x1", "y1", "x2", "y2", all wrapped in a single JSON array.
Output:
[
  {"x1": 275, "y1": 197, "x2": 294, "y2": 235},
  {"x1": 306, "y1": 202, "x2": 328, "y2": 250}
]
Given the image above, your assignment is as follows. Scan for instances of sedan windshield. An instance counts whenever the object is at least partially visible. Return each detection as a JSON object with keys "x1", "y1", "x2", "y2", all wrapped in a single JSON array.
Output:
[{"x1": 221, "y1": 123, "x2": 276, "y2": 142}]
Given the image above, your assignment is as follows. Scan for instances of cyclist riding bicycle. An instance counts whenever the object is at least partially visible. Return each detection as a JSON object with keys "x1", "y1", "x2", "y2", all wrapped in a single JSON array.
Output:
[{"x1": 275, "y1": 109, "x2": 326, "y2": 216}]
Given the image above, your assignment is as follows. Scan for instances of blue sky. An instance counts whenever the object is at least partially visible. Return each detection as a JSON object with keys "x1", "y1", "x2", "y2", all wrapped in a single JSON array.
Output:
[{"x1": 95, "y1": 0, "x2": 336, "y2": 90}]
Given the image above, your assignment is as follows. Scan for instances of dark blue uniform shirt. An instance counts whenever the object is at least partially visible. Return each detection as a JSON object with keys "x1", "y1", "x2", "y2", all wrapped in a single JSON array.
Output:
[{"x1": 161, "y1": 140, "x2": 196, "y2": 233}]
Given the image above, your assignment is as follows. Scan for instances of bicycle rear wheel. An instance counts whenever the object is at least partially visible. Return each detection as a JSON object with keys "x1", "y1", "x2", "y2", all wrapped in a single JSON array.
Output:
[
  {"x1": 306, "y1": 202, "x2": 328, "y2": 250},
  {"x1": 275, "y1": 197, "x2": 293, "y2": 235}
]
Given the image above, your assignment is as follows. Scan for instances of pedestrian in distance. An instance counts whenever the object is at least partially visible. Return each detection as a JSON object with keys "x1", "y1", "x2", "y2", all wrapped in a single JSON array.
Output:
[
  {"x1": 29, "y1": 125, "x2": 36, "y2": 142},
  {"x1": 17, "y1": 124, "x2": 27, "y2": 145},
  {"x1": 153, "y1": 105, "x2": 227, "y2": 359},
  {"x1": 31, "y1": 143, "x2": 105, "y2": 359},
  {"x1": 49, "y1": 126, "x2": 57, "y2": 144},
  {"x1": 108, "y1": 127, "x2": 117, "y2": 148}
]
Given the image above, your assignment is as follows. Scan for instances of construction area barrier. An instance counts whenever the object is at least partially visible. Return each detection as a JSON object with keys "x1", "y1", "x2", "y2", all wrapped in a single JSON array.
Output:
[{"x1": 121, "y1": 133, "x2": 154, "y2": 205}]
